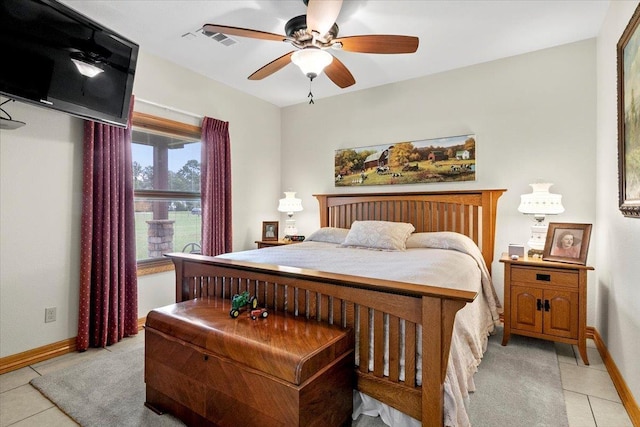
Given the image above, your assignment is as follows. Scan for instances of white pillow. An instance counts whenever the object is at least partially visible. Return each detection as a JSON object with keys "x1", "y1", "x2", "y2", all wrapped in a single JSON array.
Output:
[
  {"x1": 405, "y1": 231, "x2": 488, "y2": 270},
  {"x1": 341, "y1": 220, "x2": 415, "y2": 251},
  {"x1": 306, "y1": 227, "x2": 350, "y2": 244},
  {"x1": 406, "y1": 231, "x2": 476, "y2": 250}
]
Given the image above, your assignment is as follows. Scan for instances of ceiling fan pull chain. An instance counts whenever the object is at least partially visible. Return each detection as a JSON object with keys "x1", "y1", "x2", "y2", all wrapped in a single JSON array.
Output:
[{"x1": 308, "y1": 78, "x2": 315, "y2": 104}]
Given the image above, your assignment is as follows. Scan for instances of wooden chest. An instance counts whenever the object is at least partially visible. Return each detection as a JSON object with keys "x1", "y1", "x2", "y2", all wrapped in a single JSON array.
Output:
[{"x1": 144, "y1": 298, "x2": 354, "y2": 427}]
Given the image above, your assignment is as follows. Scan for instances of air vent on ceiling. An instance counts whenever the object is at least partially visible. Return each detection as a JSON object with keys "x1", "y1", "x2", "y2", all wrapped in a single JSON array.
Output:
[
  {"x1": 181, "y1": 29, "x2": 238, "y2": 47},
  {"x1": 209, "y1": 32, "x2": 237, "y2": 46},
  {"x1": 199, "y1": 28, "x2": 238, "y2": 46}
]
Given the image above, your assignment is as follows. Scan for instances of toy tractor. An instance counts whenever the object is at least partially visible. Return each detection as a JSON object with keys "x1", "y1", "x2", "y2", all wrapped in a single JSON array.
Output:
[
  {"x1": 250, "y1": 308, "x2": 269, "y2": 320},
  {"x1": 229, "y1": 291, "x2": 258, "y2": 318}
]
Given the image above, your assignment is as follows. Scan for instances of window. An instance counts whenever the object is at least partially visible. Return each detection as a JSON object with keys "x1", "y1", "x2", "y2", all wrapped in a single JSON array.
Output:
[{"x1": 131, "y1": 112, "x2": 202, "y2": 272}]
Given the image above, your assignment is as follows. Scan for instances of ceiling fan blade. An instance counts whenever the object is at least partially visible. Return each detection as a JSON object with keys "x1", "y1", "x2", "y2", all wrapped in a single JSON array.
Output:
[
  {"x1": 306, "y1": 0, "x2": 343, "y2": 36},
  {"x1": 203, "y1": 24, "x2": 287, "y2": 42},
  {"x1": 324, "y1": 56, "x2": 355, "y2": 88},
  {"x1": 248, "y1": 51, "x2": 294, "y2": 80},
  {"x1": 335, "y1": 35, "x2": 419, "y2": 54}
]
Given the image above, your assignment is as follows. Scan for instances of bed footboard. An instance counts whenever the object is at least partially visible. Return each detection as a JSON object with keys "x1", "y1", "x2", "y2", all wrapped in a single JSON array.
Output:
[{"x1": 165, "y1": 253, "x2": 475, "y2": 426}]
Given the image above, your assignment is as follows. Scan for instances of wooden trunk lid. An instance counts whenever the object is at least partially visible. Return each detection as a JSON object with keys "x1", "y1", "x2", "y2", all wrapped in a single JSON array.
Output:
[{"x1": 145, "y1": 298, "x2": 353, "y2": 385}]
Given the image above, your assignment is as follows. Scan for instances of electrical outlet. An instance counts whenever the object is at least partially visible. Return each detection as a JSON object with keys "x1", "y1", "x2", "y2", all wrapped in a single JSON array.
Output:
[{"x1": 45, "y1": 307, "x2": 56, "y2": 323}]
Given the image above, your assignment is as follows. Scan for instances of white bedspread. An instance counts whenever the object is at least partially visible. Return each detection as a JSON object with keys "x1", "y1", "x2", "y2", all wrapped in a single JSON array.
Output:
[{"x1": 216, "y1": 232, "x2": 499, "y2": 427}]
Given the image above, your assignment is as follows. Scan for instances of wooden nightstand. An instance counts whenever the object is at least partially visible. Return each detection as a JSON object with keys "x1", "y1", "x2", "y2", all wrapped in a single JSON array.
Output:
[
  {"x1": 255, "y1": 239, "x2": 298, "y2": 249},
  {"x1": 500, "y1": 254, "x2": 593, "y2": 365}
]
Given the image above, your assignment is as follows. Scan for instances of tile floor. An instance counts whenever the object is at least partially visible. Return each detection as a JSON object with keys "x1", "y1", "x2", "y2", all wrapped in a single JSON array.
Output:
[
  {"x1": 555, "y1": 339, "x2": 633, "y2": 427},
  {"x1": 0, "y1": 334, "x2": 634, "y2": 427}
]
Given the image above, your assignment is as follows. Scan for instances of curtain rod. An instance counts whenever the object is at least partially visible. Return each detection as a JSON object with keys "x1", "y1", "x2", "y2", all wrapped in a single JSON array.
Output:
[{"x1": 135, "y1": 98, "x2": 204, "y2": 120}]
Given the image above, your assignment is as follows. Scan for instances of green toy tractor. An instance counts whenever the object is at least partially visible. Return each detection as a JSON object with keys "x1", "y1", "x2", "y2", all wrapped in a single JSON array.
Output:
[{"x1": 229, "y1": 291, "x2": 258, "y2": 318}]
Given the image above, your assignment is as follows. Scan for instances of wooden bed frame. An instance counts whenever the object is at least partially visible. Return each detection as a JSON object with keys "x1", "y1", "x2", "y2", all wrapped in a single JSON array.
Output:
[{"x1": 165, "y1": 189, "x2": 505, "y2": 426}]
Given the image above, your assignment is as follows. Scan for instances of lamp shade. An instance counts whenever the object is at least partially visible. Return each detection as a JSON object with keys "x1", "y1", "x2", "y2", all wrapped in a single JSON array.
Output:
[
  {"x1": 291, "y1": 48, "x2": 333, "y2": 79},
  {"x1": 518, "y1": 183, "x2": 564, "y2": 215},
  {"x1": 277, "y1": 192, "x2": 303, "y2": 214},
  {"x1": 518, "y1": 182, "x2": 564, "y2": 254}
]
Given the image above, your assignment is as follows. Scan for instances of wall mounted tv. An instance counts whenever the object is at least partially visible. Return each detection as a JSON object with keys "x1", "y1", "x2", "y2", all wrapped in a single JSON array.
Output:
[{"x1": 0, "y1": 0, "x2": 138, "y2": 127}]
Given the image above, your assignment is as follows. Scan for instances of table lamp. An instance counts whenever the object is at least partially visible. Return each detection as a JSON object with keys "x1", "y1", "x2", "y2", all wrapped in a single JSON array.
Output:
[
  {"x1": 278, "y1": 192, "x2": 303, "y2": 236},
  {"x1": 518, "y1": 182, "x2": 564, "y2": 256}
]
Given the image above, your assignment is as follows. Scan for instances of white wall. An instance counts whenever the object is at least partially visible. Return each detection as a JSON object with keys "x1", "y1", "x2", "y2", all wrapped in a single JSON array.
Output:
[
  {"x1": 596, "y1": 0, "x2": 640, "y2": 404},
  {"x1": 281, "y1": 40, "x2": 598, "y2": 312},
  {"x1": 0, "y1": 50, "x2": 281, "y2": 357},
  {"x1": 0, "y1": 99, "x2": 83, "y2": 357}
]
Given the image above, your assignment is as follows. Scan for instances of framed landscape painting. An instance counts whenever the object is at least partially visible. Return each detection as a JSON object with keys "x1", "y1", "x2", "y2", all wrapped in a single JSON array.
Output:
[
  {"x1": 617, "y1": 4, "x2": 640, "y2": 218},
  {"x1": 334, "y1": 134, "x2": 476, "y2": 187}
]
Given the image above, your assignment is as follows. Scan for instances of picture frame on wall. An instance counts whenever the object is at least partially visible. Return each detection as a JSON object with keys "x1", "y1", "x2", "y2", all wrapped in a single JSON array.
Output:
[
  {"x1": 542, "y1": 223, "x2": 592, "y2": 265},
  {"x1": 617, "y1": 4, "x2": 640, "y2": 218},
  {"x1": 334, "y1": 134, "x2": 476, "y2": 187},
  {"x1": 262, "y1": 221, "x2": 278, "y2": 241}
]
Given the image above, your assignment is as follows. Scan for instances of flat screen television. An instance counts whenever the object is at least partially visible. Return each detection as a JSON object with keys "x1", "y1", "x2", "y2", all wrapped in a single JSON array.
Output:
[{"x1": 0, "y1": 0, "x2": 138, "y2": 127}]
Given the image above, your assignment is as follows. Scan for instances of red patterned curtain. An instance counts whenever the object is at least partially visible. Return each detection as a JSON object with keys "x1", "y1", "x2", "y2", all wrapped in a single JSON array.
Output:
[
  {"x1": 201, "y1": 117, "x2": 232, "y2": 256},
  {"x1": 77, "y1": 103, "x2": 138, "y2": 351}
]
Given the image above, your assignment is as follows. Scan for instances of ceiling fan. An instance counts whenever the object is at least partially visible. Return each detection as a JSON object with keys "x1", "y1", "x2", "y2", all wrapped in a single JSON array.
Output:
[{"x1": 202, "y1": 0, "x2": 419, "y2": 90}]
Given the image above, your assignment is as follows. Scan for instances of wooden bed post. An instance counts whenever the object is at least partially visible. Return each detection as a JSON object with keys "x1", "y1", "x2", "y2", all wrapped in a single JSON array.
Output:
[
  {"x1": 316, "y1": 194, "x2": 329, "y2": 228},
  {"x1": 421, "y1": 296, "x2": 467, "y2": 426},
  {"x1": 173, "y1": 257, "x2": 185, "y2": 302},
  {"x1": 480, "y1": 190, "x2": 504, "y2": 274},
  {"x1": 421, "y1": 296, "x2": 443, "y2": 425}
]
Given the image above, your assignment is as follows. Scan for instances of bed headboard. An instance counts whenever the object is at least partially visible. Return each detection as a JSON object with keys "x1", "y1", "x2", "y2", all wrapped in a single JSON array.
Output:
[{"x1": 314, "y1": 189, "x2": 505, "y2": 271}]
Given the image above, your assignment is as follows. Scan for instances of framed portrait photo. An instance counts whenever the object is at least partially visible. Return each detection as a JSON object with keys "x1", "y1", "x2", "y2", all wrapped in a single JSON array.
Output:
[
  {"x1": 542, "y1": 223, "x2": 592, "y2": 265},
  {"x1": 617, "y1": 4, "x2": 640, "y2": 218},
  {"x1": 261, "y1": 221, "x2": 278, "y2": 241}
]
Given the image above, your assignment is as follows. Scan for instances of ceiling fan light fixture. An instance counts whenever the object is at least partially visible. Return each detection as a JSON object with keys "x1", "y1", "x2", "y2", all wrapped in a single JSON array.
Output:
[{"x1": 291, "y1": 48, "x2": 333, "y2": 79}]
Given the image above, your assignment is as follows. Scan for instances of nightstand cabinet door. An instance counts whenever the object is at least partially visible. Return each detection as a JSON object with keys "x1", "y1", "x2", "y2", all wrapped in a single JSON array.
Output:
[
  {"x1": 543, "y1": 289, "x2": 579, "y2": 339},
  {"x1": 511, "y1": 286, "x2": 543, "y2": 333}
]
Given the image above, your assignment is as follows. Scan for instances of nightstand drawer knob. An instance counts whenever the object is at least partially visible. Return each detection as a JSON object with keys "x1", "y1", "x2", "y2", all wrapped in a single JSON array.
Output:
[
  {"x1": 536, "y1": 299, "x2": 543, "y2": 311},
  {"x1": 536, "y1": 273, "x2": 551, "y2": 282}
]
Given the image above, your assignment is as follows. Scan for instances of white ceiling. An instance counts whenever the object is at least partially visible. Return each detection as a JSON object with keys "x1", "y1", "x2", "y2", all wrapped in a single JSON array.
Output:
[{"x1": 60, "y1": 0, "x2": 610, "y2": 107}]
